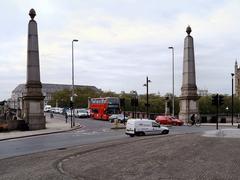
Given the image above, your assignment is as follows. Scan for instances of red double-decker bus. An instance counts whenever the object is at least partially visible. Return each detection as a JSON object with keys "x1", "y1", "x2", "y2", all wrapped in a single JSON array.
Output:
[{"x1": 89, "y1": 97, "x2": 120, "y2": 120}]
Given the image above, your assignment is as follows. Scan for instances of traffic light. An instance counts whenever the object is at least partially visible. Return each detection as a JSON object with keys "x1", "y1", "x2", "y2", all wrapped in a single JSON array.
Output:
[
  {"x1": 120, "y1": 98, "x2": 125, "y2": 107},
  {"x1": 131, "y1": 98, "x2": 134, "y2": 106},
  {"x1": 131, "y1": 98, "x2": 138, "y2": 107},
  {"x1": 0, "y1": 101, "x2": 5, "y2": 106},
  {"x1": 135, "y1": 99, "x2": 138, "y2": 107},
  {"x1": 219, "y1": 95, "x2": 224, "y2": 106},
  {"x1": 70, "y1": 100, "x2": 73, "y2": 108},
  {"x1": 145, "y1": 103, "x2": 150, "y2": 107},
  {"x1": 212, "y1": 94, "x2": 218, "y2": 106}
]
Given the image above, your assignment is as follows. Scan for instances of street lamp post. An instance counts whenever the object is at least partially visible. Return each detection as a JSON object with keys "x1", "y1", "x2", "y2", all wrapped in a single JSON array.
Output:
[
  {"x1": 71, "y1": 39, "x2": 78, "y2": 128},
  {"x1": 144, "y1": 76, "x2": 151, "y2": 118},
  {"x1": 168, "y1": 46, "x2": 175, "y2": 117},
  {"x1": 231, "y1": 73, "x2": 234, "y2": 126}
]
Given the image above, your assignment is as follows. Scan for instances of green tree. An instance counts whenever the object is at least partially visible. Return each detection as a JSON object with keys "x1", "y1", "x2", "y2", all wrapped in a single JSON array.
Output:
[
  {"x1": 198, "y1": 95, "x2": 240, "y2": 115},
  {"x1": 49, "y1": 89, "x2": 71, "y2": 107}
]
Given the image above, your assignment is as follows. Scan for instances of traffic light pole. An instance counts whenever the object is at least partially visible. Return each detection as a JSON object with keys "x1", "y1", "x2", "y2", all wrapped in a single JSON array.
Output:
[
  {"x1": 71, "y1": 107, "x2": 73, "y2": 128},
  {"x1": 120, "y1": 98, "x2": 126, "y2": 125},
  {"x1": 216, "y1": 96, "x2": 219, "y2": 130},
  {"x1": 212, "y1": 94, "x2": 224, "y2": 130},
  {"x1": 70, "y1": 99, "x2": 73, "y2": 128},
  {"x1": 123, "y1": 106, "x2": 126, "y2": 125},
  {"x1": 135, "y1": 102, "x2": 137, "y2": 118},
  {"x1": 146, "y1": 76, "x2": 149, "y2": 119}
]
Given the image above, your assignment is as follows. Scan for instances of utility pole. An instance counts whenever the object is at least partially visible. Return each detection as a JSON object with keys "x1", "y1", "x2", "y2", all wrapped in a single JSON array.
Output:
[
  {"x1": 212, "y1": 94, "x2": 224, "y2": 130},
  {"x1": 231, "y1": 73, "x2": 234, "y2": 126},
  {"x1": 168, "y1": 46, "x2": 175, "y2": 116},
  {"x1": 144, "y1": 76, "x2": 151, "y2": 118},
  {"x1": 71, "y1": 39, "x2": 78, "y2": 128}
]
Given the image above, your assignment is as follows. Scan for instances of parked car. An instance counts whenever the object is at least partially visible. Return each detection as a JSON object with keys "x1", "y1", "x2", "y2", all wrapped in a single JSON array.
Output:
[
  {"x1": 44, "y1": 105, "x2": 51, "y2": 112},
  {"x1": 58, "y1": 108, "x2": 64, "y2": 114},
  {"x1": 109, "y1": 114, "x2": 128, "y2": 123},
  {"x1": 50, "y1": 107, "x2": 57, "y2": 113},
  {"x1": 125, "y1": 119, "x2": 169, "y2": 137},
  {"x1": 155, "y1": 116, "x2": 184, "y2": 126}
]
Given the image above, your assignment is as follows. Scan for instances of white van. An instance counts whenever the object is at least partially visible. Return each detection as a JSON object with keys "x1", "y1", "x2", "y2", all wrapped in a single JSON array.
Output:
[
  {"x1": 44, "y1": 105, "x2": 51, "y2": 112},
  {"x1": 125, "y1": 119, "x2": 169, "y2": 137}
]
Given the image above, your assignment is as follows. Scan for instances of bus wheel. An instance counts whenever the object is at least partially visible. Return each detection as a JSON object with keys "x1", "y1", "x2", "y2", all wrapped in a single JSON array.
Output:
[
  {"x1": 139, "y1": 132, "x2": 145, "y2": 136},
  {"x1": 129, "y1": 134, "x2": 134, "y2": 137}
]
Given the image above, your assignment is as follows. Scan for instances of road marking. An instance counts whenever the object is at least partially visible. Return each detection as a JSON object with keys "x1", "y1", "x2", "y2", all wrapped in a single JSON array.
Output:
[{"x1": 72, "y1": 128, "x2": 113, "y2": 137}]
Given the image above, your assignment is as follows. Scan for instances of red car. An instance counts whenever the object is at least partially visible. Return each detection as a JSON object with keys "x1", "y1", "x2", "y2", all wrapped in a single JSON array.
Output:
[{"x1": 155, "y1": 116, "x2": 184, "y2": 126}]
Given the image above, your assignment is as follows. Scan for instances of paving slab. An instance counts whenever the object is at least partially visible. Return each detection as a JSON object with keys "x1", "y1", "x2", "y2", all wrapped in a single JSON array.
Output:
[
  {"x1": 0, "y1": 115, "x2": 80, "y2": 141},
  {"x1": 203, "y1": 128, "x2": 240, "y2": 138}
]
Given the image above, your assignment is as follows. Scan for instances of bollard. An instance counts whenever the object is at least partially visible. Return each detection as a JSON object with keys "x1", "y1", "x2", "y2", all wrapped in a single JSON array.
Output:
[
  {"x1": 114, "y1": 119, "x2": 119, "y2": 128},
  {"x1": 238, "y1": 124, "x2": 240, "y2": 129}
]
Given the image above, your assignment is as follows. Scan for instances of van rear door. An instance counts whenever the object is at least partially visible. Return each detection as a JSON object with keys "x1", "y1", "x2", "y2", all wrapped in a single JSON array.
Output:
[
  {"x1": 125, "y1": 120, "x2": 135, "y2": 135},
  {"x1": 152, "y1": 122, "x2": 162, "y2": 135}
]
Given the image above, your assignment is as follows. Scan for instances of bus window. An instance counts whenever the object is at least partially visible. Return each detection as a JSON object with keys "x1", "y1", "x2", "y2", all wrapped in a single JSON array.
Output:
[
  {"x1": 92, "y1": 109, "x2": 98, "y2": 113},
  {"x1": 106, "y1": 108, "x2": 120, "y2": 115},
  {"x1": 108, "y1": 98, "x2": 119, "y2": 105}
]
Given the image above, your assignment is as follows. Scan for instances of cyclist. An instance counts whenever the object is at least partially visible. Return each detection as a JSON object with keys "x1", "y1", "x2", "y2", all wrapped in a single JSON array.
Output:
[{"x1": 190, "y1": 114, "x2": 196, "y2": 125}]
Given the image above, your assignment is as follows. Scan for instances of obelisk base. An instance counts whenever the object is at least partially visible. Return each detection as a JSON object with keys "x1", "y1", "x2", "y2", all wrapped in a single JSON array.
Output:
[
  {"x1": 23, "y1": 97, "x2": 45, "y2": 130},
  {"x1": 179, "y1": 98, "x2": 198, "y2": 123}
]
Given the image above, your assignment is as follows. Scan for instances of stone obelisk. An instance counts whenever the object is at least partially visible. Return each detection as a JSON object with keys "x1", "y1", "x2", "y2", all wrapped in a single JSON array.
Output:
[
  {"x1": 179, "y1": 26, "x2": 199, "y2": 122},
  {"x1": 23, "y1": 9, "x2": 45, "y2": 130}
]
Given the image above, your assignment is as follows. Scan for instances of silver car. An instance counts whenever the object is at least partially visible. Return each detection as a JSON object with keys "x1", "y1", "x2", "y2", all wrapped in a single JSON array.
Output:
[{"x1": 109, "y1": 114, "x2": 128, "y2": 123}]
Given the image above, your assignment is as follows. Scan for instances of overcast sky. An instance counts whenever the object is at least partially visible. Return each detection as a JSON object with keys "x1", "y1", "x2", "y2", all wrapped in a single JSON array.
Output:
[{"x1": 0, "y1": 0, "x2": 240, "y2": 100}]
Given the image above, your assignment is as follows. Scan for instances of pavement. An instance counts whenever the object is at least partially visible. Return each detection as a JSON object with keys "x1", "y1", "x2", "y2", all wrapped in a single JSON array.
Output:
[
  {"x1": 0, "y1": 114, "x2": 81, "y2": 141},
  {"x1": 198, "y1": 123, "x2": 240, "y2": 138}
]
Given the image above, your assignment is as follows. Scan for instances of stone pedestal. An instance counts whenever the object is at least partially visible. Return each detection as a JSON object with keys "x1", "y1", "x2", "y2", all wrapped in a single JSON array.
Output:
[
  {"x1": 179, "y1": 98, "x2": 198, "y2": 122},
  {"x1": 23, "y1": 9, "x2": 45, "y2": 130},
  {"x1": 179, "y1": 26, "x2": 199, "y2": 122},
  {"x1": 23, "y1": 95, "x2": 45, "y2": 130}
]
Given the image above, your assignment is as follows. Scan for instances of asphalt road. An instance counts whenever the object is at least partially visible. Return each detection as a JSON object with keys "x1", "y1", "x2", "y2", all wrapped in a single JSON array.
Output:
[
  {"x1": 1, "y1": 133, "x2": 240, "y2": 180},
  {"x1": 0, "y1": 114, "x2": 216, "y2": 160}
]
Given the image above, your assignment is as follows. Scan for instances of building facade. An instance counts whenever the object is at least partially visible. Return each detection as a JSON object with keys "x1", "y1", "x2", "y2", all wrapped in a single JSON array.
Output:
[
  {"x1": 10, "y1": 83, "x2": 100, "y2": 109},
  {"x1": 197, "y1": 89, "x2": 209, "y2": 97}
]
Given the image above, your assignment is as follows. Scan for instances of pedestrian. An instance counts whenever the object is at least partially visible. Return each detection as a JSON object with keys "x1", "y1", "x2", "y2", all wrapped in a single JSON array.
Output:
[
  {"x1": 65, "y1": 112, "x2": 68, "y2": 123},
  {"x1": 50, "y1": 112, "x2": 54, "y2": 118}
]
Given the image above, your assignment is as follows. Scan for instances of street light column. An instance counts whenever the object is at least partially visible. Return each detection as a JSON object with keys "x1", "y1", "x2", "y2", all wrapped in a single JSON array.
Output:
[
  {"x1": 144, "y1": 76, "x2": 151, "y2": 119},
  {"x1": 168, "y1": 46, "x2": 175, "y2": 117},
  {"x1": 71, "y1": 39, "x2": 78, "y2": 127},
  {"x1": 146, "y1": 76, "x2": 149, "y2": 118},
  {"x1": 231, "y1": 73, "x2": 234, "y2": 126}
]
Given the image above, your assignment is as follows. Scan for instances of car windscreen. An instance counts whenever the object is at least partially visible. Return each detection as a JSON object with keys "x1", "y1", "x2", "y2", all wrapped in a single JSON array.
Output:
[{"x1": 79, "y1": 110, "x2": 87, "y2": 113}]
